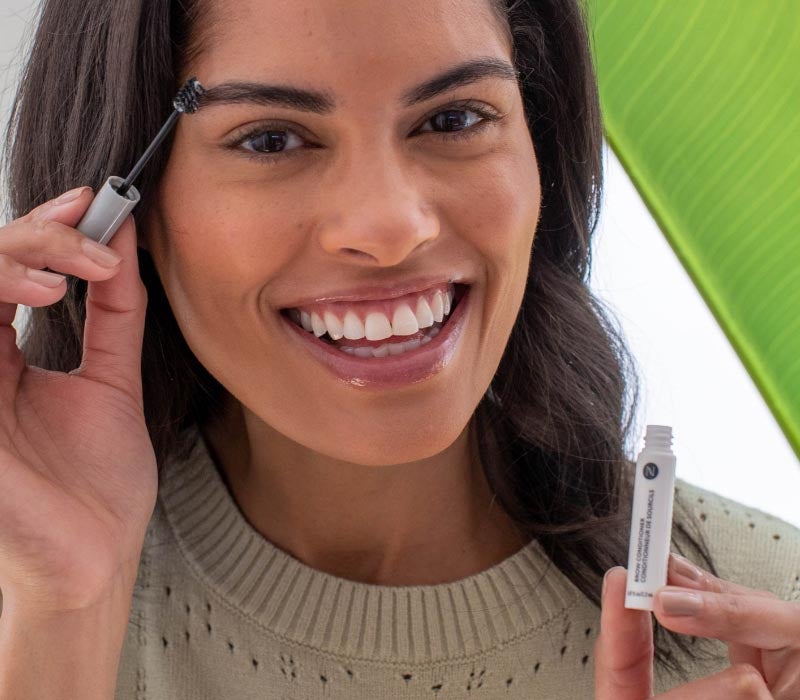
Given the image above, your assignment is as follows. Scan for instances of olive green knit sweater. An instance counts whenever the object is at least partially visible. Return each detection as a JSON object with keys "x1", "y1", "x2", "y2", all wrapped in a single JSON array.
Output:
[{"x1": 114, "y1": 424, "x2": 800, "y2": 699}]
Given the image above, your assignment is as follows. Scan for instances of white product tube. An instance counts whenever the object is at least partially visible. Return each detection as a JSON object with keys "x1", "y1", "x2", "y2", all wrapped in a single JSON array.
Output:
[{"x1": 624, "y1": 424, "x2": 677, "y2": 610}]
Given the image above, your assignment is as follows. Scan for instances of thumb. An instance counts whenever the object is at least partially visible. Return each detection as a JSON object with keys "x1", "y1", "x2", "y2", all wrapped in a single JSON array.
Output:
[
  {"x1": 594, "y1": 566, "x2": 654, "y2": 700},
  {"x1": 74, "y1": 213, "x2": 147, "y2": 402}
]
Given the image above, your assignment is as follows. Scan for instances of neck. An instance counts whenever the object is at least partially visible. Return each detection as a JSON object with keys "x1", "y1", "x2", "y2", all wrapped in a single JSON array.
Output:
[{"x1": 199, "y1": 392, "x2": 527, "y2": 586}]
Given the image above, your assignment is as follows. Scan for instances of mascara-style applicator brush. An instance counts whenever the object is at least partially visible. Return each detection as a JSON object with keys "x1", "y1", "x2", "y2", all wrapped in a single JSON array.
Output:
[{"x1": 77, "y1": 77, "x2": 206, "y2": 245}]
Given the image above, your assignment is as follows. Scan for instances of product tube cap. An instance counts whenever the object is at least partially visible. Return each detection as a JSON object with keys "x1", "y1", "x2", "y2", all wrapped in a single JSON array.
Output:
[{"x1": 76, "y1": 176, "x2": 141, "y2": 245}]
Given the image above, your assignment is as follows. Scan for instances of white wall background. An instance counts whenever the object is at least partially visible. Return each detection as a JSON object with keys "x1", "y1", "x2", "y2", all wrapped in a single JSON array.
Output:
[{"x1": 2, "y1": 1, "x2": 798, "y2": 527}]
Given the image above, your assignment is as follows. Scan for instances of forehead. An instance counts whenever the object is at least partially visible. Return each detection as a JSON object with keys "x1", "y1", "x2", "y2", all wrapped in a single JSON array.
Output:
[{"x1": 193, "y1": 0, "x2": 511, "y2": 98}]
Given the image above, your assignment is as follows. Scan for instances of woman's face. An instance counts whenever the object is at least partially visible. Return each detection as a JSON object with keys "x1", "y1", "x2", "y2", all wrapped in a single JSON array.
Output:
[{"x1": 146, "y1": 0, "x2": 541, "y2": 465}]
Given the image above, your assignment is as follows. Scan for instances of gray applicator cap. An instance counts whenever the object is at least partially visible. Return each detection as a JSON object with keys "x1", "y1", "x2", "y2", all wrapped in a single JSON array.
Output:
[{"x1": 77, "y1": 176, "x2": 140, "y2": 245}]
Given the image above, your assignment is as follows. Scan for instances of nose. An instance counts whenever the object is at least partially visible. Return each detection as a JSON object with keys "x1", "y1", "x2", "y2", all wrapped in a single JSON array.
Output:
[{"x1": 317, "y1": 145, "x2": 439, "y2": 266}]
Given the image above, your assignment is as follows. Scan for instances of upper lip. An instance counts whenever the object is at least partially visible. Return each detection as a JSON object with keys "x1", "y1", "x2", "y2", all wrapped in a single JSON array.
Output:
[{"x1": 279, "y1": 274, "x2": 471, "y2": 309}]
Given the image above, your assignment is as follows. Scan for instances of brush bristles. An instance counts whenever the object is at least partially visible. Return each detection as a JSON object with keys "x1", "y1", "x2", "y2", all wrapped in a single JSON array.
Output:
[{"x1": 173, "y1": 77, "x2": 206, "y2": 114}]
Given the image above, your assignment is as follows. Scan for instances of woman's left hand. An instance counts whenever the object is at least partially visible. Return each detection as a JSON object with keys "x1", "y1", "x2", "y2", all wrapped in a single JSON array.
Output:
[
  {"x1": 654, "y1": 552, "x2": 799, "y2": 694},
  {"x1": 594, "y1": 552, "x2": 800, "y2": 699}
]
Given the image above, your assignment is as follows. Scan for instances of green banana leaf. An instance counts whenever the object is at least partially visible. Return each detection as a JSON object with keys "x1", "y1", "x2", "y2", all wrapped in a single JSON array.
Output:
[{"x1": 586, "y1": 1, "x2": 800, "y2": 460}]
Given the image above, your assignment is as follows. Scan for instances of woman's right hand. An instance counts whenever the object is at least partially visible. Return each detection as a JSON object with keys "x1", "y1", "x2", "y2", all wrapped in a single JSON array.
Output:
[{"x1": 0, "y1": 186, "x2": 158, "y2": 616}]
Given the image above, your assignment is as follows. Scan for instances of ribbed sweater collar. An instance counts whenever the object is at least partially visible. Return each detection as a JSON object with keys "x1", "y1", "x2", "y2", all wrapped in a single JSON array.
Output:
[{"x1": 157, "y1": 423, "x2": 581, "y2": 663}]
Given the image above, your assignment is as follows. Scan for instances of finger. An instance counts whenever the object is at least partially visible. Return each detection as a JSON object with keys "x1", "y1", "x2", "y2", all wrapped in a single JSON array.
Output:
[
  {"x1": 594, "y1": 566, "x2": 654, "y2": 700},
  {"x1": 0, "y1": 253, "x2": 63, "y2": 319},
  {"x1": 14, "y1": 185, "x2": 94, "y2": 226},
  {"x1": 72, "y1": 215, "x2": 147, "y2": 402},
  {"x1": 654, "y1": 663, "x2": 771, "y2": 699},
  {"x1": 666, "y1": 552, "x2": 772, "y2": 674},
  {"x1": 0, "y1": 186, "x2": 116, "y2": 315},
  {"x1": 0, "y1": 217, "x2": 122, "y2": 331},
  {"x1": 667, "y1": 552, "x2": 779, "y2": 599},
  {"x1": 3, "y1": 186, "x2": 124, "y2": 279},
  {"x1": 1, "y1": 217, "x2": 124, "y2": 280},
  {"x1": 0, "y1": 186, "x2": 93, "y2": 327},
  {"x1": 653, "y1": 584, "x2": 800, "y2": 649},
  {"x1": 0, "y1": 186, "x2": 124, "y2": 375}
]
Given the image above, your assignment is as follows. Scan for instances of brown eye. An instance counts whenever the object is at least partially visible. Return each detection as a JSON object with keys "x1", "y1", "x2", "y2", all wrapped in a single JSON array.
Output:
[
  {"x1": 414, "y1": 102, "x2": 501, "y2": 142},
  {"x1": 242, "y1": 128, "x2": 304, "y2": 154},
  {"x1": 423, "y1": 108, "x2": 482, "y2": 134}
]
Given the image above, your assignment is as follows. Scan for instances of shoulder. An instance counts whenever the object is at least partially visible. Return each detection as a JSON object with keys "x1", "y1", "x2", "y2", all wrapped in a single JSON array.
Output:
[{"x1": 672, "y1": 477, "x2": 800, "y2": 602}]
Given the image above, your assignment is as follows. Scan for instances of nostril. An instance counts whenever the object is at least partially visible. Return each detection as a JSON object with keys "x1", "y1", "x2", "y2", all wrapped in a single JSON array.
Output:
[{"x1": 342, "y1": 248, "x2": 377, "y2": 262}]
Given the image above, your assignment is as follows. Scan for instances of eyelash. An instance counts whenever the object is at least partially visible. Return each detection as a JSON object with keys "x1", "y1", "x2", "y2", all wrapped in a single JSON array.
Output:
[{"x1": 227, "y1": 100, "x2": 502, "y2": 165}]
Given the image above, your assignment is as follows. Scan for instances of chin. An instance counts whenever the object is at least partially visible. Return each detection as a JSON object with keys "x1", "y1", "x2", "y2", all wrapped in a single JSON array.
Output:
[{"x1": 312, "y1": 413, "x2": 473, "y2": 467}]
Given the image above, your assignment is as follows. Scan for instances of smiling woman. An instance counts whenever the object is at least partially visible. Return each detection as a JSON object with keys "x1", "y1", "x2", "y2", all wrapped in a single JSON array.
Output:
[{"x1": 2, "y1": 0, "x2": 799, "y2": 698}]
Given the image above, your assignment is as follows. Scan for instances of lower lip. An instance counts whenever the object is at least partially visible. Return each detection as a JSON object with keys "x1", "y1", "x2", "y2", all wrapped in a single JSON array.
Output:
[{"x1": 279, "y1": 287, "x2": 471, "y2": 389}]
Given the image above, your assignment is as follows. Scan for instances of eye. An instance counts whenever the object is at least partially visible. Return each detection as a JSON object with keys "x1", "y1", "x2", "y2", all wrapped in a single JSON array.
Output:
[
  {"x1": 229, "y1": 100, "x2": 502, "y2": 164},
  {"x1": 414, "y1": 103, "x2": 498, "y2": 141},
  {"x1": 238, "y1": 128, "x2": 306, "y2": 157}
]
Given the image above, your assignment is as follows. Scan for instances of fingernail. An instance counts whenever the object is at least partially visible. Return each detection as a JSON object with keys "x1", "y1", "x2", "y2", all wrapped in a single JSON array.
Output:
[
  {"x1": 82, "y1": 238, "x2": 123, "y2": 267},
  {"x1": 28, "y1": 268, "x2": 66, "y2": 287},
  {"x1": 602, "y1": 568, "x2": 613, "y2": 600},
  {"x1": 657, "y1": 590, "x2": 703, "y2": 616},
  {"x1": 54, "y1": 186, "x2": 89, "y2": 205},
  {"x1": 670, "y1": 553, "x2": 704, "y2": 582}
]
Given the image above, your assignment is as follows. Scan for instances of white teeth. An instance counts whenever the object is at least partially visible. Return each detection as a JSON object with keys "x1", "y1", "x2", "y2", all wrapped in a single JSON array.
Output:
[
  {"x1": 415, "y1": 297, "x2": 435, "y2": 329},
  {"x1": 364, "y1": 311, "x2": 393, "y2": 341},
  {"x1": 343, "y1": 310, "x2": 366, "y2": 340},
  {"x1": 292, "y1": 285, "x2": 460, "y2": 340},
  {"x1": 430, "y1": 291, "x2": 444, "y2": 323},
  {"x1": 311, "y1": 312, "x2": 327, "y2": 337},
  {"x1": 334, "y1": 323, "x2": 440, "y2": 358},
  {"x1": 391, "y1": 304, "x2": 419, "y2": 336},
  {"x1": 323, "y1": 311, "x2": 344, "y2": 340}
]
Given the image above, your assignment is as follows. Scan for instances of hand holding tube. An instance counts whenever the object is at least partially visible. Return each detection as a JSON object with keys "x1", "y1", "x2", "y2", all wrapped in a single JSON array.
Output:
[{"x1": 594, "y1": 556, "x2": 799, "y2": 699}]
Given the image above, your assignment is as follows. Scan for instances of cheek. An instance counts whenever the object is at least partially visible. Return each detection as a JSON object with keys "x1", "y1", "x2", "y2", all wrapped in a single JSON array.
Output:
[
  {"x1": 456, "y1": 141, "x2": 540, "y2": 263},
  {"x1": 456, "y1": 146, "x2": 540, "y2": 329},
  {"x1": 155, "y1": 171, "x2": 307, "y2": 312}
]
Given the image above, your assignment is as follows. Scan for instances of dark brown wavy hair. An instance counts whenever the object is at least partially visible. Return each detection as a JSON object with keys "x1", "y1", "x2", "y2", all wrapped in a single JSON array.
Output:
[{"x1": 2, "y1": 0, "x2": 721, "y2": 680}]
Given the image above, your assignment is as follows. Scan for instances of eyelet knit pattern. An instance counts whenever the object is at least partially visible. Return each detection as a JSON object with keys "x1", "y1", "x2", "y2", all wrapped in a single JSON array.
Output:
[{"x1": 113, "y1": 423, "x2": 800, "y2": 699}]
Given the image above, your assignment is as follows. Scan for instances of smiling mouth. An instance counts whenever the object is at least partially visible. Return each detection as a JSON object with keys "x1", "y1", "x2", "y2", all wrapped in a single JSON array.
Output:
[{"x1": 280, "y1": 283, "x2": 469, "y2": 348}]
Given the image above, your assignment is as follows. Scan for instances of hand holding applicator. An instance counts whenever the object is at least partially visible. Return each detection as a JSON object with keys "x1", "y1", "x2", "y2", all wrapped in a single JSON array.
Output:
[{"x1": 77, "y1": 77, "x2": 205, "y2": 245}]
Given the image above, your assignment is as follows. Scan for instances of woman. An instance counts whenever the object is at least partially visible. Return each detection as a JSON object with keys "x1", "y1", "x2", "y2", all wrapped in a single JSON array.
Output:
[{"x1": 1, "y1": 0, "x2": 798, "y2": 697}]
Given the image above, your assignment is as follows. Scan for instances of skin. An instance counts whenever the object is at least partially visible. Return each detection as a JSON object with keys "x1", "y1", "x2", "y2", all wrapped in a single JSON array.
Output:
[{"x1": 142, "y1": 0, "x2": 541, "y2": 585}]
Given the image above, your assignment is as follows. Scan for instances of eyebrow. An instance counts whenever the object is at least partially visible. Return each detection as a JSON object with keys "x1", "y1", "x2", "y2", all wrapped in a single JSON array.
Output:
[{"x1": 198, "y1": 57, "x2": 519, "y2": 114}]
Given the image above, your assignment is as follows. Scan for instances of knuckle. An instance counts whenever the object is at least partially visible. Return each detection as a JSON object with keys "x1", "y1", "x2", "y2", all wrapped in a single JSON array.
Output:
[
  {"x1": 718, "y1": 592, "x2": 747, "y2": 627},
  {"x1": 28, "y1": 218, "x2": 83, "y2": 253},
  {"x1": 729, "y1": 663, "x2": 768, "y2": 697},
  {"x1": 704, "y1": 574, "x2": 725, "y2": 594},
  {"x1": 31, "y1": 214, "x2": 54, "y2": 237}
]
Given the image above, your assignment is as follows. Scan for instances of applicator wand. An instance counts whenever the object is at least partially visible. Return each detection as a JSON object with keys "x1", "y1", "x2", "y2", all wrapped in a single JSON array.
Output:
[{"x1": 77, "y1": 77, "x2": 205, "y2": 245}]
